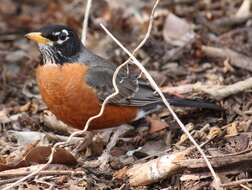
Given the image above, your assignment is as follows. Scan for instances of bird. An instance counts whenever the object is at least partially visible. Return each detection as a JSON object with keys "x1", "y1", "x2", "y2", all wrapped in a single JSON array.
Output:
[{"x1": 25, "y1": 24, "x2": 220, "y2": 131}]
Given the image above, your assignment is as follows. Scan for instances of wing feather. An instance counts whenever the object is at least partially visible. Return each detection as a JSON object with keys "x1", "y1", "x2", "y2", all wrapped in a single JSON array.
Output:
[{"x1": 85, "y1": 64, "x2": 160, "y2": 106}]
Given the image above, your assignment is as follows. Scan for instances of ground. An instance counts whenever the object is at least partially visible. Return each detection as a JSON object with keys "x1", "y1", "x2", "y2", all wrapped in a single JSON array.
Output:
[{"x1": 1, "y1": 0, "x2": 252, "y2": 189}]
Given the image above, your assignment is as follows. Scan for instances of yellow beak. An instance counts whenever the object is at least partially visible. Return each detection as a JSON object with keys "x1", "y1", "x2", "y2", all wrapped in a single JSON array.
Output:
[{"x1": 25, "y1": 32, "x2": 51, "y2": 44}]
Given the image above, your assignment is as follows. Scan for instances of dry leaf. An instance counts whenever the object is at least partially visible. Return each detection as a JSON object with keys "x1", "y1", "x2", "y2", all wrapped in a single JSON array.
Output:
[
  {"x1": 24, "y1": 146, "x2": 77, "y2": 165},
  {"x1": 0, "y1": 146, "x2": 76, "y2": 172},
  {"x1": 114, "y1": 166, "x2": 128, "y2": 179},
  {"x1": 226, "y1": 122, "x2": 238, "y2": 137},
  {"x1": 207, "y1": 127, "x2": 222, "y2": 139},
  {"x1": 8, "y1": 131, "x2": 48, "y2": 145},
  {"x1": 147, "y1": 116, "x2": 169, "y2": 133},
  {"x1": 163, "y1": 12, "x2": 195, "y2": 46}
]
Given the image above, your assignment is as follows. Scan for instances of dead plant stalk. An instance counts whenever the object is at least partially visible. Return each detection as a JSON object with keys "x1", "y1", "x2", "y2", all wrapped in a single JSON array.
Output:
[{"x1": 81, "y1": 0, "x2": 92, "y2": 45}]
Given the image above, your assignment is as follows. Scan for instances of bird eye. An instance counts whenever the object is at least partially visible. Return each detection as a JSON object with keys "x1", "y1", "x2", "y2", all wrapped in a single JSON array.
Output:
[{"x1": 58, "y1": 32, "x2": 67, "y2": 41}]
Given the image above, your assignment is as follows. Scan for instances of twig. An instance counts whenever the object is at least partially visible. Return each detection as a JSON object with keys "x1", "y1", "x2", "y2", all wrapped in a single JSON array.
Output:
[
  {"x1": 161, "y1": 83, "x2": 196, "y2": 95},
  {"x1": 34, "y1": 176, "x2": 54, "y2": 190},
  {"x1": 100, "y1": 24, "x2": 221, "y2": 189},
  {"x1": 195, "y1": 77, "x2": 252, "y2": 100},
  {"x1": 240, "y1": 184, "x2": 252, "y2": 190},
  {"x1": 0, "y1": 169, "x2": 85, "y2": 178},
  {"x1": 0, "y1": 178, "x2": 22, "y2": 186},
  {"x1": 81, "y1": 0, "x2": 92, "y2": 45},
  {"x1": 221, "y1": 178, "x2": 252, "y2": 188},
  {"x1": 177, "y1": 151, "x2": 252, "y2": 169},
  {"x1": 162, "y1": 78, "x2": 252, "y2": 100},
  {"x1": 202, "y1": 45, "x2": 252, "y2": 72},
  {"x1": 213, "y1": 14, "x2": 252, "y2": 28}
]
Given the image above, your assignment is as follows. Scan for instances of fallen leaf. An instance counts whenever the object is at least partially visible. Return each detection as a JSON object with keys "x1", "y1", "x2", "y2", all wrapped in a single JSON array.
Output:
[
  {"x1": 0, "y1": 146, "x2": 76, "y2": 172},
  {"x1": 113, "y1": 166, "x2": 128, "y2": 179},
  {"x1": 147, "y1": 116, "x2": 169, "y2": 133},
  {"x1": 226, "y1": 122, "x2": 238, "y2": 137},
  {"x1": 24, "y1": 146, "x2": 77, "y2": 165},
  {"x1": 163, "y1": 12, "x2": 195, "y2": 46},
  {"x1": 207, "y1": 127, "x2": 222, "y2": 139},
  {"x1": 8, "y1": 131, "x2": 48, "y2": 145}
]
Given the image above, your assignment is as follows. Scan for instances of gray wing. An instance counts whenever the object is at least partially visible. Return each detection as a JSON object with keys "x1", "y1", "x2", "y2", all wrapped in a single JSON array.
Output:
[
  {"x1": 79, "y1": 48, "x2": 221, "y2": 110},
  {"x1": 85, "y1": 64, "x2": 161, "y2": 107}
]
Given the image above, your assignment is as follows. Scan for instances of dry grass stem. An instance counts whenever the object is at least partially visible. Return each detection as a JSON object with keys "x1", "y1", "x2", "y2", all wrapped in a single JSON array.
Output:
[{"x1": 81, "y1": 0, "x2": 92, "y2": 45}]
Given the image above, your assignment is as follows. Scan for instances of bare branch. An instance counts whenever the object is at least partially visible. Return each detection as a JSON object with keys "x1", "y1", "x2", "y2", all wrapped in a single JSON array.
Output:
[
  {"x1": 162, "y1": 78, "x2": 252, "y2": 100},
  {"x1": 195, "y1": 77, "x2": 252, "y2": 100},
  {"x1": 222, "y1": 178, "x2": 252, "y2": 188},
  {"x1": 202, "y1": 45, "x2": 252, "y2": 72}
]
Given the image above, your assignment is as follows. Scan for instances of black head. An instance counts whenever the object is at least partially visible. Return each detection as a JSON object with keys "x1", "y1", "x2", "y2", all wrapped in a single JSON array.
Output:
[{"x1": 26, "y1": 25, "x2": 82, "y2": 64}]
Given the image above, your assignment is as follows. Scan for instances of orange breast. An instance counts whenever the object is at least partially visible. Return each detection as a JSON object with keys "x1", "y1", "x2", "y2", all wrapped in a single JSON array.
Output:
[{"x1": 36, "y1": 64, "x2": 138, "y2": 130}]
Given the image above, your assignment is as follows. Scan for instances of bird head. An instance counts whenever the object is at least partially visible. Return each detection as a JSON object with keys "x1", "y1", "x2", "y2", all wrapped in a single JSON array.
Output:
[{"x1": 25, "y1": 25, "x2": 82, "y2": 65}]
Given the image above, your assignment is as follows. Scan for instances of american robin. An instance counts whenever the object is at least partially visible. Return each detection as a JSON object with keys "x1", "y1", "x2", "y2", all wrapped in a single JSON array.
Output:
[{"x1": 25, "y1": 24, "x2": 220, "y2": 130}]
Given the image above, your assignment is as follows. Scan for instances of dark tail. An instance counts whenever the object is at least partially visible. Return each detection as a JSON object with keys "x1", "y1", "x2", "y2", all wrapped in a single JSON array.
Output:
[{"x1": 167, "y1": 96, "x2": 222, "y2": 110}]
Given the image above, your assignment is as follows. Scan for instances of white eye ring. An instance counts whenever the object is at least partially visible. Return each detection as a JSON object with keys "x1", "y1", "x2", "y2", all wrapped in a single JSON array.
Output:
[
  {"x1": 56, "y1": 29, "x2": 69, "y2": 44},
  {"x1": 62, "y1": 29, "x2": 69, "y2": 35}
]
